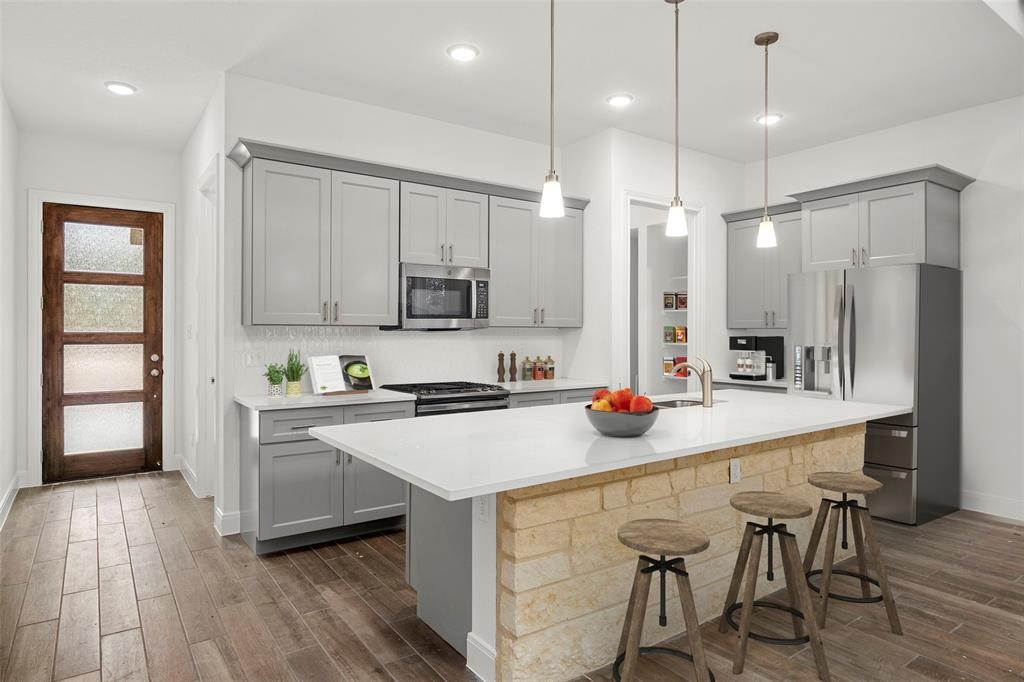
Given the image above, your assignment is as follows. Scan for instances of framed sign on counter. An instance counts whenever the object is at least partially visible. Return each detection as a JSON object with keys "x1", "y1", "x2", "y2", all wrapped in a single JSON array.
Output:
[{"x1": 309, "y1": 354, "x2": 375, "y2": 395}]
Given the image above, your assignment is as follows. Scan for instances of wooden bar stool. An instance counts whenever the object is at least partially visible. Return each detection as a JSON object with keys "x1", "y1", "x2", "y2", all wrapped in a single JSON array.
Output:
[
  {"x1": 615, "y1": 519, "x2": 715, "y2": 682},
  {"x1": 803, "y1": 471, "x2": 902, "y2": 634},
  {"x1": 719, "y1": 491, "x2": 830, "y2": 682}
]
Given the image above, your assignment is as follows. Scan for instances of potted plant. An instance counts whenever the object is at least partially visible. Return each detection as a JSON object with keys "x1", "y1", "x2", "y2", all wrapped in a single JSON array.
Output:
[
  {"x1": 264, "y1": 363, "x2": 285, "y2": 398},
  {"x1": 284, "y1": 349, "x2": 307, "y2": 397}
]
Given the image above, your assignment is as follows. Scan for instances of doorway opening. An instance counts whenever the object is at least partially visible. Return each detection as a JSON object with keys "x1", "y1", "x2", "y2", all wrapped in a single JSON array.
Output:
[{"x1": 42, "y1": 202, "x2": 164, "y2": 482}]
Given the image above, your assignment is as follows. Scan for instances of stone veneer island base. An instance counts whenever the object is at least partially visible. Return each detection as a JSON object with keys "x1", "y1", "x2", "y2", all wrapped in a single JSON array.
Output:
[{"x1": 496, "y1": 424, "x2": 866, "y2": 681}]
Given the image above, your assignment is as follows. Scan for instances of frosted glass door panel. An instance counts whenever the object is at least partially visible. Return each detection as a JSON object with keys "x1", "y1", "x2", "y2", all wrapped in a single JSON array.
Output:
[
  {"x1": 64, "y1": 344, "x2": 144, "y2": 393},
  {"x1": 64, "y1": 284, "x2": 144, "y2": 332},
  {"x1": 64, "y1": 223, "x2": 144, "y2": 274},
  {"x1": 64, "y1": 402, "x2": 144, "y2": 454}
]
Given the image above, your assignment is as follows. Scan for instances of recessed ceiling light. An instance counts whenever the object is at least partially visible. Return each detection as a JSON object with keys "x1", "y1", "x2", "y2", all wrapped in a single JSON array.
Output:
[
  {"x1": 605, "y1": 93, "x2": 635, "y2": 108},
  {"x1": 104, "y1": 81, "x2": 137, "y2": 96},
  {"x1": 756, "y1": 113, "x2": 783, "y2": 126},
  {"x1": 446, "y1": 44, "x2": 479, "y2": 62}
]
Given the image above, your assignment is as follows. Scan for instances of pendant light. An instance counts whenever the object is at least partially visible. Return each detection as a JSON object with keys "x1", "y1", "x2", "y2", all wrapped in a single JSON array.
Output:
[
  {"x1": 755, "y1": 31, "x2": 779, "y2": 248},
  {"x1": 539, "y1": 0, "x2": 565, "y2": 218},
  {"x1": 664, "y1": 0, "x2": 686, "y2": 237}
]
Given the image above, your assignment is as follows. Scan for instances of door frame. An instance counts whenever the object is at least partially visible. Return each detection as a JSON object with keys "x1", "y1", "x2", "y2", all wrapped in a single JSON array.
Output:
[{"x1": 27, "y1": 190, "x2": 176, "y2": 487}]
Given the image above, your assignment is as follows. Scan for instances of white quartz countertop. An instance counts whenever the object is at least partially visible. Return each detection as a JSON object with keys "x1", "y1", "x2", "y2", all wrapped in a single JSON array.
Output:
[
  {"x1": 712, "y1": 377, "x2": 789, "y2": 389},
  {"x1": 309, "y1": 389, "x2": 909, "y2": 501},
  {"x1": 234, "y1": 389, "x2": 415, "y2": 411},
  {"x1": 490, "y1": 378, "x2": 607, "y2": 394}
]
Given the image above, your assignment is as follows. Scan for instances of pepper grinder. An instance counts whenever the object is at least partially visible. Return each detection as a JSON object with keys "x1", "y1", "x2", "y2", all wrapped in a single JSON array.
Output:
[
  {"x1": 497, "y1": 352, "x2": 506, "y2": 383},
  {"x1": 509, "y1": 352, "x2": 518, "y2": 382}
]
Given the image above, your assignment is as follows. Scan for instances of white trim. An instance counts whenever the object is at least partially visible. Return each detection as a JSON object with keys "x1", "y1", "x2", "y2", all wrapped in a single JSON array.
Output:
[
  {"x1": 0, "y1": 472, "x2": 21, "y2": 531},
  {"x1": 178, "y1": 453, "x2": 201, "y2": 498},
  {"x1": 197, "y1": 156, "x2": 221, "y2": 500},
  {"x1": 26, "y1": 190, "x2": 176, "y2": 485},
  {"x1": 962, "y1": 489, "x2": 1024, "y2": 522},
  {"x1": 465, "y1": 632, "x2": 495, "y2": 682},
  {"x1": 214, "y1": 506, "x2": 240, "y2": 536}
]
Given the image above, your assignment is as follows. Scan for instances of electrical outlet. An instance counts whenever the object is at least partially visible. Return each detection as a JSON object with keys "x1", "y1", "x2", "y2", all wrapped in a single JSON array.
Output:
[
  {"x1": 729, "y1": 458, "x2": 742, "y2": 483},
  {"x1": 476, "y1": 496, "x2": 490, "y2": 522},
  {"x1": 245, "y1": 348, "x2": 265, "y2": 367}
]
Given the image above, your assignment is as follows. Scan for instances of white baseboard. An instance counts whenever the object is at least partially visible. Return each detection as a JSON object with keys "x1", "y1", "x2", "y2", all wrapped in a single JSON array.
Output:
[
  {"x1": 961, "y1": 489, "x2": 1024, "y2": 522},
  {"x1": 178, "y1": 454, "x2": 202, "y2": 498},
  {"x1": 215, "y1": 506, "x2": 240, "y2": 536},
  {"x1": 465, "y1": 632, "x2": 495, "y2": 682},
  {"x1": 0, "y1": 472, "x2": 21, "y2": 532}
]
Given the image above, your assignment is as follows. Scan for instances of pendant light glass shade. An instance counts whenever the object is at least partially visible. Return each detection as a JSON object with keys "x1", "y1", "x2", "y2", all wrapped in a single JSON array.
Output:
[
  {"x1": 665, "y1": 200, "x2": 687, "y2": 237},
  {"x1": 756, "y1": 218, "x2": 777, "y2": 248},
  {"x1": 540, "y1": 173, "x2": 565, "y2": 218},
  {"x1": 539, "y1": 0, "x2": 565, "y2": 219}
]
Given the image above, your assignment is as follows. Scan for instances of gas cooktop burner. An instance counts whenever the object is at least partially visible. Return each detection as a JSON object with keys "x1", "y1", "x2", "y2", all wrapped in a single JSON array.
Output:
[{"x1": 381, "y1": 381, "x2": 508, "y2": 398}]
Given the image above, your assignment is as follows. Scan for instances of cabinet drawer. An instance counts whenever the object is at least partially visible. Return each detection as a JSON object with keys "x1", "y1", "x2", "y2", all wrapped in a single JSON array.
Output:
[
  {"x1": 862, "y1": 464, "x2": 916, "y2": 524},
  {"x1": 259, "y1": 407, "x2": 343, "y2": 444},
  {"x1": 343, "y1": 402, "x2": 415, "y2": 423},
  {"x1": 510, "y1": 393, "x2": 560, "y2": 409},
  {"x1": 865, "y1": 423, "x2": 916, "y2": 469},
  {"x1": 561, "y1": 389, "x2": 597, "y2": 404}
]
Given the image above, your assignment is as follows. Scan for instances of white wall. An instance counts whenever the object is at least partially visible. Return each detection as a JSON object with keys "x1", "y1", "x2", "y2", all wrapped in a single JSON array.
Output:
[
  {"x1": 0, "y1": 51, "x2": 21, "y2": 525},
  {"x1": 740, "y1": 96, "x2": 1024, "y2": 520},
  {"x1": 15, "y1": 132, "x2": 181, "y2": 485}
]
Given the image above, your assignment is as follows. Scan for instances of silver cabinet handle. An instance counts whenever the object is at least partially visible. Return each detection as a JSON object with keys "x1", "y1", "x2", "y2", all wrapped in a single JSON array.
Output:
[
  {"x1": 764, "y1": 311, "x2": 768, "y2": 326},
  {"x1": 449, "y1": 244, "x2": 454, "y2": 262},
  {"x1": 441, "y1": 243, "x2": 446, "y2": 263},
  {"x1": 540, "y1": 307, "x2": 545, "y2": 325},
  {"x1": 850, "y1": 248, "x2": 856, "y2": 266},
  {"x1": 289, "y1": 424, "x2": 318, "y2": 430},
  {"x1": 861, "y1": 248, "x2": 867, "y2": 267},
  {"x1": 333, "y1": 302, "x2": 339, "y2": 322},
  {"x1": 533, "y1": 308, "x2": 538, "y2": 325},
  {"x1": 336, "y1": 450, "x2": 340, "y2": 465},
  {"x1": 771, "y1": 311, "x2": 776, "y2": 327},
  {"x1": 346, "y1": 453, "x2": 353, "y2": 465},
  {"x1": 322, "y1": 301, "x2": 328, "y2": 321}
]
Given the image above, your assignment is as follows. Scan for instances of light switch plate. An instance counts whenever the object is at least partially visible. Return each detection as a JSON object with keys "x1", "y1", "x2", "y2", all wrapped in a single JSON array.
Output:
[{"x1": 729, "y1": 458, "x2": 741, "y2": 483}]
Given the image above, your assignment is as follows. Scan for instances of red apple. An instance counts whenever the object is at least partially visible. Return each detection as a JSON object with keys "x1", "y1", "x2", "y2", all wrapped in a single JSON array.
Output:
[
  {"x1": 611, "y1": 388, "x2": 634, "y2": 411},
  {"x1": 592, "y1": 388, "x2": 611, "y2": 403},
  {"x1": 629, "y1": 395, "x2": 653, "y2": 413}
]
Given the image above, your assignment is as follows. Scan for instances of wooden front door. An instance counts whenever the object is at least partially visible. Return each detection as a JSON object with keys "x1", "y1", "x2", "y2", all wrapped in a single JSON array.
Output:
[{"x1": 42, "y1": 203, "x2": 164, "y2": 482}]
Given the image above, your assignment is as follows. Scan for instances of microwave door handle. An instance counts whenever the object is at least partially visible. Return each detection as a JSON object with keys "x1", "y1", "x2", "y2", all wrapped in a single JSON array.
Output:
[{"x1": 471, "y1": 281, "x2": 478, "y2": 320}]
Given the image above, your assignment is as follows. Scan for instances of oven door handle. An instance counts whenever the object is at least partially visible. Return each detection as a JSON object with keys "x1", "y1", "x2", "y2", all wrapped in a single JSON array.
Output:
[{"x1": 416, "y1": 399, "x2": 509, "y2": 414}]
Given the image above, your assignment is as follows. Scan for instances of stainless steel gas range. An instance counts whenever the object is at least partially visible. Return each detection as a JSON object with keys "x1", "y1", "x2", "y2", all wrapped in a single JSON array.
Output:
[{"x1": 379, "y1": 381, "x2": 509, "y2": 416}]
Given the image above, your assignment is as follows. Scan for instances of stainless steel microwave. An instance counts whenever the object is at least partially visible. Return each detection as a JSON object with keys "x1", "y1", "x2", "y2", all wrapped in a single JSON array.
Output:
[{"x1": 400, "y1": 263, "x2": 490, "y2": 330}]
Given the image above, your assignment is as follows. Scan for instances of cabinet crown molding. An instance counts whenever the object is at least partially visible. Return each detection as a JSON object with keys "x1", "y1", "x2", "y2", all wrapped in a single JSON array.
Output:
[
  {"x1": 228, "y1": 138, "x2": 590, "y2": 210},
  {"x1": 788, "y1": 164, "x2": 975, "y2": 203},
  {"x1": 722, "y1": 202, "x2": 801, "y2": 223}
]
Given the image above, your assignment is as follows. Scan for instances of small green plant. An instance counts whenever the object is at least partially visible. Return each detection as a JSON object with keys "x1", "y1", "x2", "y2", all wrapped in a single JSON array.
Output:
[
  {"x1": 264, "y1": 363, "x2": 285, "y2": 385},
  {"x1": 284, "y1": 349, "x2": 307, "y2": 382}
]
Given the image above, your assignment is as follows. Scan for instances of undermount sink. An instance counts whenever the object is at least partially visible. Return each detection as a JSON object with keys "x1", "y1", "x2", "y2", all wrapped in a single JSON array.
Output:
[{"x1": 653, "y1": 399, "x2": 725, "y2": 408}]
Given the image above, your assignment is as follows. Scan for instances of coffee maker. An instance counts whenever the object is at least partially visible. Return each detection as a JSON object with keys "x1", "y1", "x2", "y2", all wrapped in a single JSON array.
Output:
[{"x1": 729, "y1": 336, "x2": 784, "y2": 381}]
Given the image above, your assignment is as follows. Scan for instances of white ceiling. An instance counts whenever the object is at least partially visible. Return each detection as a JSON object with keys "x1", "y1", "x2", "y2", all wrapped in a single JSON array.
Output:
[{"x1": 3, "y1": 0, "x2": 1022, "y2": 160}]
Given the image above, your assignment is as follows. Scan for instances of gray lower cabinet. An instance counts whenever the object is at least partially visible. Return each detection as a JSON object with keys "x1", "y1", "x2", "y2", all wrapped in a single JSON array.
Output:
[
  {"x1": 509, "y1": 387, "x2": 602, "y2": 408},
  {"x1": 342, "y1": 403, "x2": 413, "y2": 524},
  {"x1": 259, "y1": 440, "x2": 343, "y2": 540},
  {"x1": 560, "y1": 388, "x2": 596, "y2": 404}
]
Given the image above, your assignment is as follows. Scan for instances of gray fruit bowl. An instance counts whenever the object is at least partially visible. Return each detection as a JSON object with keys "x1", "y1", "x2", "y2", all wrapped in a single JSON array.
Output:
[{"x1": 584, "y1": 405, "x2": 660, "y2": 438}]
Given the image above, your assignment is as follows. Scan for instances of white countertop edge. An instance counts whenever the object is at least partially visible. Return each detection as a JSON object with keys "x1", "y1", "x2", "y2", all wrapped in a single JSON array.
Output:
[
  {"x1": 489, "y1": 378, "x2": 608, "y2": 394},
  {"x1": 234, "y1": 388, "x2": 416, "y2": 411},
  {"x1": 309, "y1": 401, "x2": 910, "y2": 501},
  {"x1": 712, "y1": 377, "x2": 789, "y2": 389}
]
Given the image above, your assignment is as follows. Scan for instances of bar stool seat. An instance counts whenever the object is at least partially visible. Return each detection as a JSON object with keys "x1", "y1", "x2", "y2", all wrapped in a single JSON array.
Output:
[
  {"x1": 614, "y1": 519, "x2": 715, "y2": 682},
  {"x1": 720, "y1": 492, "x2": 830, "y2": 681},
  {"x1": 804, "y1": 471, "x2": 902, "y2": 636},
  {"x1": 618, "y1": 519, "x2": 710, "y2": 556},
  {"x1": 729, "y1": 491, "x2": 813, "y2": 519},
  {"x1": 807, "y1": 471, "x2": 882, "y2": 495}
]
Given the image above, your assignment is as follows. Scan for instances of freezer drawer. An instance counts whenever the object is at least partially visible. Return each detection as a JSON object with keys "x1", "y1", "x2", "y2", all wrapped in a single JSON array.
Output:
[
  {"x1": 865, "y1": 423, "x2": 916, "y2": 468},
  {"x1": 863, "y1": 463, "x2": 917, "y2": 524}
]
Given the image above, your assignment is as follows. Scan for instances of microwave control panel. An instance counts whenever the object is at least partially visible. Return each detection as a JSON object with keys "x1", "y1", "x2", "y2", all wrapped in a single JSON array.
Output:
[{"x1": 475, "y1": 281, "x2": 489, "y2": 318}]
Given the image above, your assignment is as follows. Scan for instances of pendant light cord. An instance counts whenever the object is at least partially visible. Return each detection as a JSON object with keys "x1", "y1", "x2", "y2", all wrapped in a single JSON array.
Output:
[
  {"x1": 549, "y1": 0, "x2": 555, "y2": 174},
  {"x1": 673, "y1": 1, "x2": 679, "y2": 201},
  {"x1": 763, "y1": 41, "x2": 769, "y2": 219}
]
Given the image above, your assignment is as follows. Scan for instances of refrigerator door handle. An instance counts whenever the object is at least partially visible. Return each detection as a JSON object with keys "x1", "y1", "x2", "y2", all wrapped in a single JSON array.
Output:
[
  {"x1": 834, "y1": 283, "x2": 844, "y2": 398},
  {"x1": 844, "y1": 284, "x2": 855, "y2": 397},
  {"x1": 849, "y1": 285, "x2": 857, "y2": 395}
]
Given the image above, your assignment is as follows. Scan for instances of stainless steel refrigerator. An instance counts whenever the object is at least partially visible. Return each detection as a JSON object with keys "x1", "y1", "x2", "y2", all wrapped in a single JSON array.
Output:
[{"x1": 789, "y1": 264, "x2": 961, "y2": 524}]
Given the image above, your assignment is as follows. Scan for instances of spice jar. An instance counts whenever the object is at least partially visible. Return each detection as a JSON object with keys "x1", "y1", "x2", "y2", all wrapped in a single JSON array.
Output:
[
  {"x1": 533, "y1": 356, "x2": 546, "y2": 381},
  {"x1": 522, "y1": 356, "x2": 533, "y2": 382},
  {"x1": 544, "y1": 356, "x2": 555, "y2": 380}
]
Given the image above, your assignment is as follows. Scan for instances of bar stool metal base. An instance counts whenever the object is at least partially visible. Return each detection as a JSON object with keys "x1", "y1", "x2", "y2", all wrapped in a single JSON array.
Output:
[
  {"x1": 612, "y1": 647, "x2": 716, "y2": 682},
  {"x1": 723, "y1": 601, "x2": 810, "y2": 645},
  {"x1": 806, "y1": 568, "x2": 882, "y2": 603}
]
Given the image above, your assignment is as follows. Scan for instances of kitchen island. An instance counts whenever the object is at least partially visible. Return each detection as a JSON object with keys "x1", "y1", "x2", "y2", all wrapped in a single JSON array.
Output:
[{"x1": 310, "y1": 389, "x2": 909, "y2": 681}]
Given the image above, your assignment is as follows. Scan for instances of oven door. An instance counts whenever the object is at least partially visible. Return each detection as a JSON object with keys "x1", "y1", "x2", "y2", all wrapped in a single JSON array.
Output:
[{"x1": 400, "y1": 264, "x2": 489, "y2": 329}]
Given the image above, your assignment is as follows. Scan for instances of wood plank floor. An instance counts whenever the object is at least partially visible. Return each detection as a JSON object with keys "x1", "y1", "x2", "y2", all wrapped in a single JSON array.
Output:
[
  {"x1": 2, "y1": 472, "x2": 1021, "y2": 681},
  {"x1": 0, "y1": 471, "x2": 472, "y2": 681},
  {"x1": 579, "y1": 509, "x2": 1024, "y2": 682}
]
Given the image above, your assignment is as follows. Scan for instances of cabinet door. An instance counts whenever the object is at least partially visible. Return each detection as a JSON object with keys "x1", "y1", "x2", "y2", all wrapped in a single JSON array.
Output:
[
  {"x1": 509, "y1": 393, "x2": 560, "y2": 409},
  {"x1": 765, "y1": 211, "x2": 802, "y2": 329},
  {"x1": 802, "y1": 195, "x2": 860, "y2": 272},
  {"x1": 259, "y1": 441, "x2": 342, "y2": 540},
  {"x1": 341, "y1": 404, "x2": 412, "y2": 525},
  {"x1": 537, "y1": 207, "x2": 583, "y2": 328},
  {"x1": 858, "y1": 182, "x2": 926, "y2": 268},
  {"x1": 489, "y1": 197, "x2": 538, "y2": 327},
  {"x1": 727, "y1": 217, "x2": 769, "y2": 329},
  {"x1": 251, "y1": 160, "x2": 332, "y2": 325},
  {"x1": 400, "y1": 183, "x2": 445, "y2": 265},
  {"x1": 331, "y1": 172, "x2": 399, "y2": 326},
  {"x1": 447, "y1": 190, "x2": 489, "y2": 268}
]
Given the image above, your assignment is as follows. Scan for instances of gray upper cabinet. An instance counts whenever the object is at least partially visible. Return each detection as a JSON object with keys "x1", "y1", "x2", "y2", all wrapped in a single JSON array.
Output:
[
  {"x1": 341, "y1": 403, "x2": 413, "y2": 525},
  {"x1": 799, "y1": 178, "x2": 963, "y2": 273},
  {"x1": 259, "y1": 440, "x2": 342, "y2": 540},
  {"x1": 727, "y1": 211, "x2": 800, "y2": 329},
  {"x1": 400, "y1": 183, "x2": 488, "y2": 267},
  {"x1": 490, "y1": 196, "x2": 583, "y2": 328},
  {"x1": 249, "y1": 159, "x2": 332, "y2": 325},
  {"x1": 331, "y1": 172, "x2": 399, "y2": 326}
]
